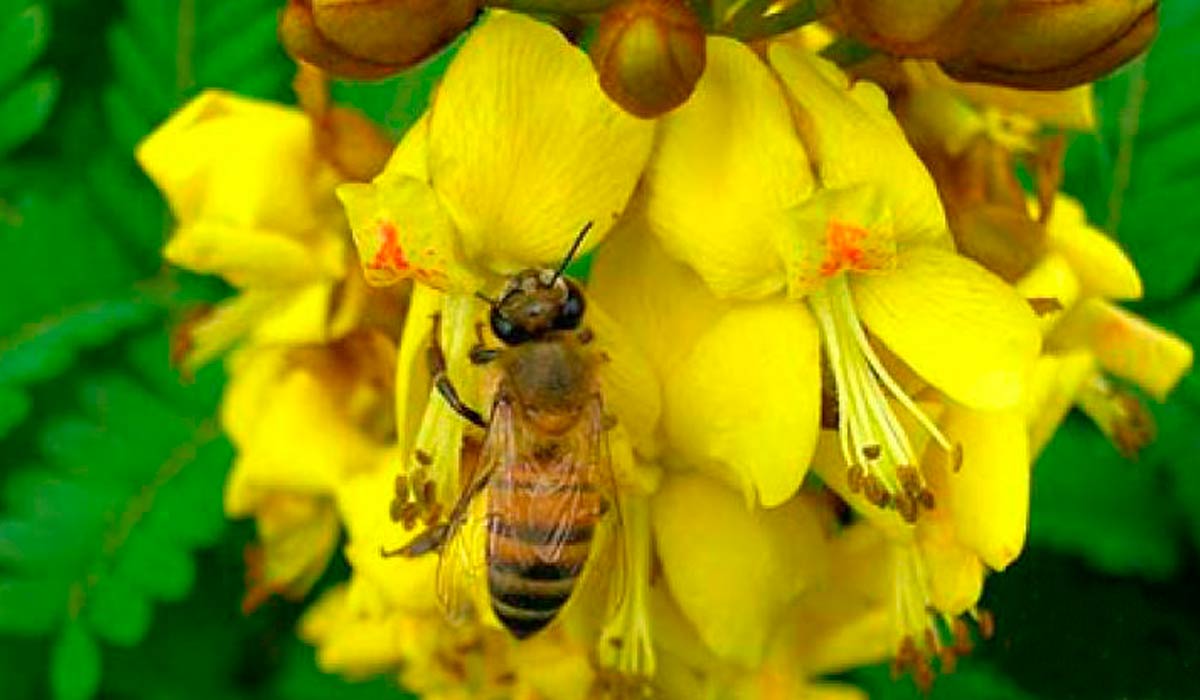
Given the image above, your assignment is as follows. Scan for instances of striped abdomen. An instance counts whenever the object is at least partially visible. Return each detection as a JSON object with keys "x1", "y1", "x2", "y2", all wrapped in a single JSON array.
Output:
[{"x1": 486, "y1": 456, "x2": 601, "y2": 639}]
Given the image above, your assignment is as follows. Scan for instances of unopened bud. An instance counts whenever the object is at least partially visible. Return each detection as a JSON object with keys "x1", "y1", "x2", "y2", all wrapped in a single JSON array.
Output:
[
  {"x1": 835, "y1": 0, "x2": 1159, "y2": 89},
  {"x1": 590, "y1": 0, "x2": 706, "y2": 118},
  {"x1": 941, "y1": 0, "x2": 1159, "y2": 89},
  {"x1": 280, "y1": 0, "x2": 479, "y2": 79}
]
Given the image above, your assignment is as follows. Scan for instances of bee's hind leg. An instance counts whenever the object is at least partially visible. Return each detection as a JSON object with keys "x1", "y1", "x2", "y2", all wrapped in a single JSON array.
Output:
[{"x1": 429, "y1": 314, "x2": 488, "y2": 429}]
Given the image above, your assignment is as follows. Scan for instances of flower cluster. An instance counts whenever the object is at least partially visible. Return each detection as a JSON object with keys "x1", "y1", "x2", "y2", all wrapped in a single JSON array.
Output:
[{"x1": 140, "y1": 2, "x2": 1188, "y2": 698}]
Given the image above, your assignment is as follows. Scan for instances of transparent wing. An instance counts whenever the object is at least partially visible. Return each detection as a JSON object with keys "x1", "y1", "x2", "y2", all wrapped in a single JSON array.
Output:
[
  {"x1": 573, "y1": 394, "x2": 629, "y2": 615},
  {"x1": 434, "y1": 393, "x2": 516, "y2": 623}
]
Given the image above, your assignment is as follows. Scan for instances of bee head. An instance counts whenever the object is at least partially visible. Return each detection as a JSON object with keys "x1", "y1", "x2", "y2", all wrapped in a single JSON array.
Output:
[{"x1": 489, "y1": 269, "x2": 585, "y2": 345}]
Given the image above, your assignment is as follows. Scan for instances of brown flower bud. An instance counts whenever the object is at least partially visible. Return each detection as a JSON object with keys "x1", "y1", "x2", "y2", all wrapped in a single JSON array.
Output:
[
  {"x1": 834, "y1": 0, "x2": 1159, "y2": 89},
  {"x1": 941, "y1": 1, "x2": 1159, "y2": 90},
  {"x1": 590, "y1": 0, "x2": 706, "y2": 118},
  {"x1": 279, "y1": 0, "x2": 479, "y2": 79}
]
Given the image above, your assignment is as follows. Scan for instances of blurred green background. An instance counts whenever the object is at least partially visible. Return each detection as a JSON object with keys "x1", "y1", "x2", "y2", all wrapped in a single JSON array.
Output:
[{"x1": 1, "y1": 1, "x2": 1198, "y2": 698}]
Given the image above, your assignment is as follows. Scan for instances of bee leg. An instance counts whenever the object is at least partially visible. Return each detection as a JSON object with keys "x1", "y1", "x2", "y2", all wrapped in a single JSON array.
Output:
[
  {"x1": 470, "y1": 321, "x2": 500, "y2": 364},
  {"x1": 429, "y1": 314, "x2": 488, "y2": 429},
  {"x1": 381, "y1": 522, "x2": 450, "y2": 558},
  {"x1": 470, "y1": 346, "x2": 500, "y2": 365}
]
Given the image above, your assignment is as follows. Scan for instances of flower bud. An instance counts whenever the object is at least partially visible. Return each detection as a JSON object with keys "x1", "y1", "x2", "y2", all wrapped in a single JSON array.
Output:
[
  {"x1": 279, "y1": 0, "x2": 479, "y2": 79},
  {"x1": 941, "y1": 0, "x2": 1159, "y2": 90},
  {"x1": 834, "y1": 0, "x2": 1159, "y2": 89},
  {"x1": 590, "y1": 0, "x2": 706, "y2": 118}
]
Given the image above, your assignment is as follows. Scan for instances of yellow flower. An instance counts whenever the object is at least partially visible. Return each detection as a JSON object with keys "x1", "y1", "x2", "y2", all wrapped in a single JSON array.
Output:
[
  {"x1": 138, "y1": 90, "x2": 373, "y2": 368},
  {"x1": 900, "y1": 60, "x2": 1095, "y2": 156},
  {"x1": 1019, "y1": 195, "x2": 1193, "y2": 456},
  {"x1": 627, "y1": 38, "x2": 1040, "y2": 516},
  {"x1": 222, "y1": 331, "x2": 396, "y2": 607},
  {"x1": 338, "y1": 11, "x2": 660, "y2": 508}
]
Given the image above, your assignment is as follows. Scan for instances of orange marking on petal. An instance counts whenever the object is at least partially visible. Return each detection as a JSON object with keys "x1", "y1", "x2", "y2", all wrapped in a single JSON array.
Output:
[
  {"x1": 820, "y1": 221, "x2": 870, "y2": 277},
  {"x1": 368, "y1": 221, "x2": 411, "y2": 272}
]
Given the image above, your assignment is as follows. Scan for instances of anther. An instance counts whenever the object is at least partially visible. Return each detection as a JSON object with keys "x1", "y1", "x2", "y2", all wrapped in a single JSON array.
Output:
[
  {"x1": 421, "y1": 480, "x2": 437, "y2": 509},
  {"x1": 864, "y1": 475, "x2": 889, "y2": 507},
  {"x1": 896, "y1": 465, "x2": 922, "y2": 495},
  {"x1": 415, "y1": 449, "x2": 434, "y2": 466},
  {"x1": 400, "y1": 502, "x2": 419, "y2": 530},
  {"x1": 424, "y1": 502, "x2": 442, "y2": 527},
  {"x1": 939, "y1": 647, "x2": 958, "y2": 674},
  {"x1": 918, "y1": 488, "x2": 936, "y2": 511},
  {"x1": 952, "y1": 619, "x2": 973, "y2": 654},
  {"x1": 862, "y1": 444, "x2": 882, "y2": 461},
  {"x1": 389, "y1": 497, "x2": 405, "y2": 523},
  {"x1": 847, "y1": 465, "x2": 866, "y2": 493},
  {"x1": 923, "y1": 627, "x2": 939, "y2": 653},
  {"x1": 896, "y1": 494, "x2": 918, "y2": 523},
  {"x1": 977, "y1": 609, "x2": 996, "y2": 639},
  {"x1": 951, "y1": 443, "x2": 964, "y2": 472},
  {"x1": 394, "y1": 474, "x2": 409, "y2": 497}
]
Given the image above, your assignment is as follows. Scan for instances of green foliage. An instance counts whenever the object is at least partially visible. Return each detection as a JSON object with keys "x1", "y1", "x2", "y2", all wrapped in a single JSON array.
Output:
[
  {"x1": 1037, "y1": 0, "x2": 1200, "y2": 582},
  {"x1": 1062, "y1": 1, "x2": 1200, "y2": 302},
  {"x1": 0, "y1": 0, "x2": 59, "y2": 160},
  {"x1": 0, "y1": 332, "x2": 233, "y2": 690}
]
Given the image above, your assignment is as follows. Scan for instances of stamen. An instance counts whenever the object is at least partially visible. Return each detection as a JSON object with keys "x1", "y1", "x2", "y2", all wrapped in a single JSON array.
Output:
[
  {"x1": 890, "y1": 544, "x2": 994, "y2": 690},
  {"x1": 1076, "y1": 372, "x2": 1156, "y2": 459},
  {"x1": 810, "y1": 274, "x2": 953, "y2": 519},
  {"x1": 598, "y1": 494, "x2": 656, "y2": 681}
]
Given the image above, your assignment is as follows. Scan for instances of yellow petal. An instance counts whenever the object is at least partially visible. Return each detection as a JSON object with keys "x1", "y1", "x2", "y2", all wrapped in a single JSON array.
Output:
[
  {"x1": 338, "y1": 176, "x2": 474, "y2": 291},
  {"x1": 588, "y1": 218, "x2": 729, "y2": 390},
  {"x1": 586, "y1": 299, "x2": 663, "y2": 459},
  {"x1": 137, "y1": 90, "x2": 329, "y2": 233},
  {"x1": 810, "y1": 429, "x2": 912, "y2": 541},
  {"x1": 663, "y1": 301, "x2": 821, "y2": 507},
  {"x1": 1015, "y1": 251, "x2": 1082, "y2": 335},
  {"x1": 934, "y1": 406, "x2": 1030, "y2": 571},
  {"x1": 250, "y1": 283, "x2": 338, "y2": 346},
  {"x1": 1041, "y1": 195, "x2": 1142, "y2": 300},
  {"x1": 223, "y1": 359, "x2": 383, "y2": 497},
  {"x1": 852, "y1": 246, "x2": 1042, "y2": 410},
  {"x1": 338, "y1": 467, "x2": 441, "y2": 613},
  {"x1": 768, "y1": 44, "x2": 948, "y2": 247},
  {"x1": 1026, "y1": 351, "x2": 1097, "y2": 457},
  {"x1": 652, "y1": 472, "x2": 827, "y2": 667},
  {"x1": 183, "y1": 291, "x2": 279, "y2": 369},
  {"x1": 643, "y1": 37, "x2": 812, "y2": 299},
  {"x1": 164, "y1": 222, "x2": 343, "y2": 288},
  {"x1": 1051, "y1": 299, "x2": 1194, "y2": 401},
  {"x1": 241, "y1": 493, "x2": 340, "y2": 610},
  {"x1": 427, "y1": 12, "x2": 653, "y2": 272}
]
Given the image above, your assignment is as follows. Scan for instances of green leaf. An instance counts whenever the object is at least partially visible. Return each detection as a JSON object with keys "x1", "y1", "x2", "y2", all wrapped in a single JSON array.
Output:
[
  {"x1": 849, "y1": 659, "x2": 1039, "y2": 700},
  {"x1": 0, "y1": 0, "x2": 56, "y2": 159},
  {"x1": 0, "y1": 328, "x2": 232, "y2": 696},
  {"x1": 1062, "y1": 0, "x2": 1200, "y2": 301},
  {"x1": 50, "y1": 621, "x2": 101, "y2": 700},
  {"x1": 0, "y1": 69, "x2": 58, "y2": 158},
  {"x1": 1030, "y1": 415, "x2": 1183, "y2": 578},
  {"x1": 0, "y1": 2, "x2": 49, "y2": 89}
]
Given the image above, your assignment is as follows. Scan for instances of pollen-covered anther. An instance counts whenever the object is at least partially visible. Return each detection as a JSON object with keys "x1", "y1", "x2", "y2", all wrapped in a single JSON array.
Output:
[
  {"x1": 1076, "y1": 372, "x2": 1157, "y2": 459},
  {"x1": 811, "y1": 273, "x2": 953, "y2": 521},
  {"x1": 389, "y1": 463, "x2": 446, "y2": 530}
]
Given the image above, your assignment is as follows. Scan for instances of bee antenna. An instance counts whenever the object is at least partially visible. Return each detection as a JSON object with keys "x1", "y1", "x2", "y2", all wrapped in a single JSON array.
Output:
[
  {"x1": 475, "y1": 290, "x2": 498, "y2": 306},
  {"x1": 552, "y1": 221, "x2": 594, "y2": 284}
]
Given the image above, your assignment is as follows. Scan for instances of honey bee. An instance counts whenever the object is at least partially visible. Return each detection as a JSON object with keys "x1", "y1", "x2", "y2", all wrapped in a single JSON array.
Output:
[{"x1": 386, "y1": 224, "x2": 620, "y2": 639}]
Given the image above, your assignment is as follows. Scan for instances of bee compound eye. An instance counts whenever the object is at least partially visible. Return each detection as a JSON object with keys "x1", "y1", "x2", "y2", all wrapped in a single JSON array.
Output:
[
  {"x1": 490, "y1": 307, "x2": 530, "y2": 345},
  {"x1": 554, "y1": 281, "x2": 585, "y2": 331}
]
